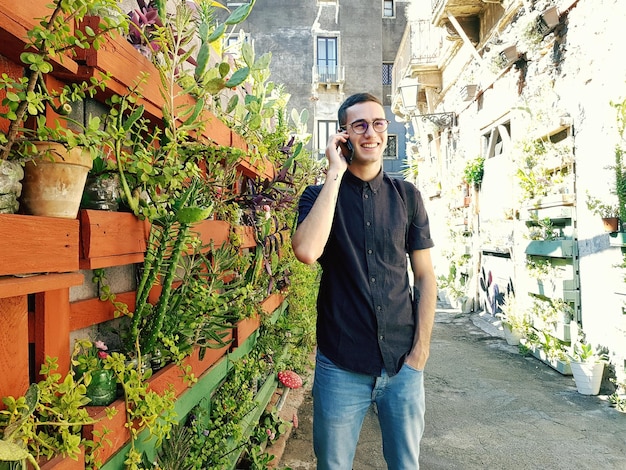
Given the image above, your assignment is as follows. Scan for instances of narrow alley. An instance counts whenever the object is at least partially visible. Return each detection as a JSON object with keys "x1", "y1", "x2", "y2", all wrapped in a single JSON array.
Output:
[{"x1": 278, "y1": 305, "x2": 626, "y2": 470}]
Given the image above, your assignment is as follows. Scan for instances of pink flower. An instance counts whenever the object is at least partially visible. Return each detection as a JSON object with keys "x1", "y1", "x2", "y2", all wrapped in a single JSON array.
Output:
[{"x1": 94, "y1": 341, "x2": 108, "y2": 351}]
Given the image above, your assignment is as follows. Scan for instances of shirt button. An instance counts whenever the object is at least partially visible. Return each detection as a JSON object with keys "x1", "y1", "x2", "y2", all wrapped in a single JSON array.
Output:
[
  {"x1": 366, "y1": 221, "x2": 371, "y2": 226},
  {"x1": 368, "y1": 249, "x2": 373, "y2": 255},
  {"x1": 364, "y1": 194, "x2": 369, "y2": 199},
  {"x1": 379, "y1": 335, "x2": 384, "y2": 340},
  {"x1": 371, "y1": 277, "x2": 376, "y2": 283}
]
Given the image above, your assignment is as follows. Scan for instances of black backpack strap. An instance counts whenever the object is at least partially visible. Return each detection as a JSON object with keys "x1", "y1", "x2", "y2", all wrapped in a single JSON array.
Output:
[{"x1": 390, "y1": 177, "x2": 418, "y2": 248}]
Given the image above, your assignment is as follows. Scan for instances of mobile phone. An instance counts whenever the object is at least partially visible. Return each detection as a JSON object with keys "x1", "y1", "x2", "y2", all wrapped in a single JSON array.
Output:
[{"x1": 342, "y1": 139, "x2": 354, "y2": 164}]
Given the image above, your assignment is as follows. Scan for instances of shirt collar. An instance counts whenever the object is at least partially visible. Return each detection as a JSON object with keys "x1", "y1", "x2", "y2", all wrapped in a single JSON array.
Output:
[{"x1": 344, "y1": 168, "x2": 384, "y2": 193}]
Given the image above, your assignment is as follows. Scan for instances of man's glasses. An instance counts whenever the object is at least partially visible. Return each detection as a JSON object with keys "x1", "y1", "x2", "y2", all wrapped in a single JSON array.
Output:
[{"x1": 344, "y1": 119, "x2": 390, "y2": 134}]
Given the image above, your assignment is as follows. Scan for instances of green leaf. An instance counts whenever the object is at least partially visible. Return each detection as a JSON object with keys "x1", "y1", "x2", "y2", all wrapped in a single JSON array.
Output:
[
  {"x1": 218, "y1": 62, "x2": 230, "y2": 79},
  {"x1": 226, "y1": 67, "x2": 250, "y2": 88},
  {"x1": 226, "y1": 95, "x2": 238, "y2": 113},
  {"x1": 182, "y1": 99, "x2": 204, "y2": 127},
  {"x1": 195, "y1": 44, "x2": 210, "y2": 78},
  {"x1": 207, "y1": 23, "x2": 226, "y2": 44},
  {"x1": 242, "y1": 42, "x2": 254, "y2": 68},
  {"x1": 205, "y1": 78, "x2": 226, "y2": 94},
  {"x1": 225, "y1": 0, "x2": 255, "y2": 25},
  {"x1": 0, "y1": 439, "x2": 31, "y2": 461},
  {"x1": 252, "y1": 52, "x2": 271, "y2": 71}
]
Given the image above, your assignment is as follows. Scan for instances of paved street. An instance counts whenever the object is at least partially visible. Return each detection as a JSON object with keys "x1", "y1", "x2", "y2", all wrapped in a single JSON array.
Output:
[{"x1": 278, "y1": 306, "x2": 626, "y2": 469}]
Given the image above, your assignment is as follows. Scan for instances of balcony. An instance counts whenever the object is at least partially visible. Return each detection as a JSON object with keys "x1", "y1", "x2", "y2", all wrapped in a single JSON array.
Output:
[
  {"x1": 432, "y1": 0, "x2": 486, "y2": 27},
  {"x1": 312, "y1": 64, "x2": 345, "y2": 88},
  {"x1": 431, "y1": 0, "x2": 521, "y2": 48},
  {"x1": 391, "y1": 19, "x2": 444, "y2": 115}
]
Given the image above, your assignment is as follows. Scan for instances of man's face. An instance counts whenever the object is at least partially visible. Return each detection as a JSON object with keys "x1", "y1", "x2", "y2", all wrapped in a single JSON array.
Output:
[{"x1": 344, "y1": 101, "x2": 388, "y2": 166}]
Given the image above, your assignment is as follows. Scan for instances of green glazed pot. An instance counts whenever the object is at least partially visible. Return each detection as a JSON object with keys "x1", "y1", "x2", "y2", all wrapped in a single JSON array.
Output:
[{"x1": 86, "y1": 369, "x2": 117, "y2": 406}]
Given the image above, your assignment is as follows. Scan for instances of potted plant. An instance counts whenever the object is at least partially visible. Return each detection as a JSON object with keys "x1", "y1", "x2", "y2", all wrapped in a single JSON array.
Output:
[
  {"x1": 586, "y1": 192, "x2": 620, "y2": 232},
  {"x1": 496, "y1": 292, "x2": 529, "y2": 346},
  {"x1": 463, "y1": 156, "x2": 485, "y2": 188},
  {"x1": 0, "y1": 356, "x2": 107, "y2": 469},
  {"x1": 72, "y1": 338, "x2": 118, "y2": 406},
  {"x1": 567, "y1": 339, "x2": 607, "y2": 396},
  {"x1": 0, "y1": 0, "x2": 127, "y2": 217}
]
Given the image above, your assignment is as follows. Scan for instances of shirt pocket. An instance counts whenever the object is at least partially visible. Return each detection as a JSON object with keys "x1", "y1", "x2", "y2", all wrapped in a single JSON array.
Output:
[{"x1": 383, "y1": 227, "x2": 406, "y2": 265}]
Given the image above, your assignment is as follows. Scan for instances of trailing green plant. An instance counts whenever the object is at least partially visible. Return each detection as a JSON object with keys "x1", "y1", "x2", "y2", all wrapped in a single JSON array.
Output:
[
  {"x1": 610, "y1": 96, "x2": 626, "y2": 224},
  {"x1": 104, "y1": 352, "x2": 177, "y2": 470},
  {"x1": 529, "y1": 296, "x2": 574, "y2": 329},
  {"x1": 0, "y1": 356, "x2": 116, "y2": 470},
  {"x1": 585, "y1": 192, "x2": 619, "y2": 219},
  {"x1": 525, "y1": 257, "x2": 561, "y2": 280},
  {"x1": 185, "y1": 353, "x2": 270, "y2": 469},
  {"x1": 526, "y1": 214, "x2": 559, "y2": 241},
  {"x1": 463, "y1": 156, "x2": 484, "y2": 187},
  {"x1": 0, "y1": 0, "x2": 127, "y2": 162}
]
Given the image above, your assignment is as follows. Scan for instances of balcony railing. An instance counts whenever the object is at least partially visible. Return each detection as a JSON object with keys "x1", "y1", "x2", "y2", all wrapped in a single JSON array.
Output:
[
  {"x1": 312, "y1": 64, "x2": 345, "y2": 85},
  {"x1": 393, "y1": 19, "x2": 443, "y2": 90}
]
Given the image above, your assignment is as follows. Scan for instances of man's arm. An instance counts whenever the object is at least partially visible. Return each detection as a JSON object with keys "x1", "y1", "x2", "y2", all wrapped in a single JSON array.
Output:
[
  {"x1": 405, "y1": 248, "x2": 437, "y2": 370},
  {"x1": 292, "y1": 134, "x2": 348, "y2": 265}
]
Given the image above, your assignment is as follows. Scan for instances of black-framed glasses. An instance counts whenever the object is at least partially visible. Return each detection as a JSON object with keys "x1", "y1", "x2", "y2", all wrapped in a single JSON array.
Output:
[{"x1": 344, "y1": 119, "x2": 390, "y2": 134}]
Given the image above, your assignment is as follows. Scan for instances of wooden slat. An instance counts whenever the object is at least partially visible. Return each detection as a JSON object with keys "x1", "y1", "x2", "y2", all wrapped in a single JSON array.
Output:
[
  {"x1": 38, "y1": 447, "x2": 85, "y2": 470},
  {"x1": 261, "y1": 292, "x2": 286, "y2": 315},
  {"x1": 70, "y1": 291, "x2": 136, "y2": 331},
  {"x1": 190, "y1": 219, "x2": 231, "y2": 249},
  {"x1": 79, "y1": 209, "x2": 148, "y2": 260},
  {"x1": 34, "y1": 288, "x2": 72, "y2": 379},
  {"x1": 234, "y1": 225, "x2": 257, "y2": 249},
  {"x1": 0, "y1": 214, "x2": 80, "y2": 276},
  {"x1": 79, "y1": 253, "x2": 146, "y2": 270},
  {"x1": 0, "y1": 296, "x2": 29, "y2": 407},
  {"x1": 0, "y1": 273, "x2": 83, "y2": 299}
]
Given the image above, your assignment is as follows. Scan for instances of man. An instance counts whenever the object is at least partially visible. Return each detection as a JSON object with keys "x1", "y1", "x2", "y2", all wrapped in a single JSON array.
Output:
[{"x1": 292, "y1": 93, "x2": 437, "y2": 469}]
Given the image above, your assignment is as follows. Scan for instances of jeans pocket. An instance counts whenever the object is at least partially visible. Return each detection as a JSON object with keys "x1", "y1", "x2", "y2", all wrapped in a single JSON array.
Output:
[{"x1": 403, "y1": 361, "x2": 424, "y2": 373}]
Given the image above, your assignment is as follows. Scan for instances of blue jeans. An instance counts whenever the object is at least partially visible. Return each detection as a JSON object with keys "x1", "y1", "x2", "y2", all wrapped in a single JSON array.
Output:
[{"x1": 312, "y1": 350, "x2": 425, "y2": 470}]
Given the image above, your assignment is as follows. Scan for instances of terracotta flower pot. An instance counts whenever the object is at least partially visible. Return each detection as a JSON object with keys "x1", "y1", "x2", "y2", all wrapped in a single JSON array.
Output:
[
  {"x1": 20, "y1": 142, "x2": 93, "y2": 219},
  {"x1": 601, "y1": 217, "x2": 619, "y2": 233}
]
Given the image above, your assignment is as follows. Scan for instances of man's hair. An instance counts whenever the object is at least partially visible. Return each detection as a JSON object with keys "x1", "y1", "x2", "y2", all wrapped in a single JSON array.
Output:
[{"x1": 338, "y1": 93, "x2": 383, "y2": 127}]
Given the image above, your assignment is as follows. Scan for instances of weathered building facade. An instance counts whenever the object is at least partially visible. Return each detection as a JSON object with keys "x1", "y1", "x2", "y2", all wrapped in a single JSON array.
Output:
[
  {"x1": 392, "y1": 0, "x2": 626, "y2": 388},
  {"x1": 234, "y1": 0, "x2": 410, "y2": 177}
]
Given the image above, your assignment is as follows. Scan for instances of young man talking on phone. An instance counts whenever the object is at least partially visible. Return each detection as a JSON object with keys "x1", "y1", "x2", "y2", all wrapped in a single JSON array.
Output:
[{"x1": 292, "y1": 93, "x2": 437, "y2": 469}]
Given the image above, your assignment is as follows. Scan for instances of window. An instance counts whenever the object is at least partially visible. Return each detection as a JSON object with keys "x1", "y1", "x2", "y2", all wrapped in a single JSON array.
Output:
[
  {"x1": 382, "y1": 63, "x2": 393, "y2": 86},
  {"x1": 317, "y1": 37, "x2": 338, "y2": 82},
  {"x1": 383, "y1": 135, "x2": 398, "y2": 160},
  {"x1": 383, "y1": 0, "x2": 395, "y2": 18},
  {"x1": 318, "y1": 120, "x2": 338, "y2": 158}
]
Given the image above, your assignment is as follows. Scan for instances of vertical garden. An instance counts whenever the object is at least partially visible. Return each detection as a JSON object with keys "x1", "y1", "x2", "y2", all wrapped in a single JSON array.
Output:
[{"x1": 0, "y1": 1, "x2": 321, "y2": 469}]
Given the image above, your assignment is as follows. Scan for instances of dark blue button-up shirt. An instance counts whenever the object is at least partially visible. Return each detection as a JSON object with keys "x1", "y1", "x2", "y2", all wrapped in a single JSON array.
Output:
[{"x1": 297, "y1": 170, "x2": 434, "y2": 376}]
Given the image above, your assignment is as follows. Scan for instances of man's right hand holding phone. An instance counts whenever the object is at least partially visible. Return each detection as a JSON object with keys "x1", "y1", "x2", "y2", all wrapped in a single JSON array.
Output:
[{"x1": 327, "y1": 131, "x2": 353, "y2": 172}]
